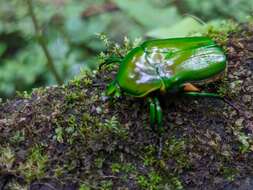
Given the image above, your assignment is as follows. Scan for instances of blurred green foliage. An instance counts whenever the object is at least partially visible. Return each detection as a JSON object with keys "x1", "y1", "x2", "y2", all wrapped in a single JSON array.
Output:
[
  {"x1": 0, "y1": 0, "x2": 252, "y2": 98},
  {"x1": 183, "y1": 0, "x2": 253, "y2": 21}
]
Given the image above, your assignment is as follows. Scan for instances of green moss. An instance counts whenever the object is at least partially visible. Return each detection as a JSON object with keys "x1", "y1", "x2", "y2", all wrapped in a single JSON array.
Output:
[
  {"x1": 142, "y1": 137, "x2": 190, "y2": 171},
  {"x1": 97, "y1": 33, "x2": 141, "y2": 70},
  {"x1": 52, "y1": 115, "x2": 80, "y2": 144},
  {"x1": 18, "y1": 145, "x2": 48, "y2": 182},
  {"x1": 217, "y1": 77, "x2": 232, "y2": 97},
  {"x1": 53, "y1": 165, "x2": 64, "y2": 177},
  {"x1": 103, "y1": 116, "x2": 128, "y2": 138},
  {"x1": 95, "y1": 157, "x2": 105, "y2": 169},
  {"x1": 111, "y1": 162, "x2": 137, "y2": 181},
  {"x1": 54, "y1": 125, "x2": 64, "y2": 143},
  {"x1": 16, "y1": 90, "x2": 32, "y2": 99},
  {"x1": 204, "y1": 20, "x2": 239, "y2": 47},
  {"x1": 138, "y1": 138, "x2": 188, "y2": 189},
  {"x1": 137, "y1": 171, "x2": 161, "y2": 190},
  {"x1": 111, "y1": 163, "x2": 136, "y2": 183},
  {"x1": 83, "y1": 77, "x2": 93, "y2": 86},
  {"x1": 0, "y1": 146, "x2": 15, "y2": 170},
  {"x1": 1, "y1": 25, "x2": 253, "y2": 189},
  {"x1": 235, "y1": 132, "x2": 251, "y2": 154},
  {"x1": 79, "y1": 184, "x2": 91, "y2": 190},
  {"x1": 163, "y1": 138, "x2": 190, "y2": 169},
  {"x1": 221, "y1": 167, "x2": 239, "y2": 182},
  {"x1": 4, "y1": 182, "x2": 27, "y2": 190},
  {"x1": 212, "y1": 76, "x2": 241, "y2": 99},
  {"x1": 169, "y1": 176, "x2": 184, "y2": 190},
  {"x1": 10, "y1": 130, "x2": 25, "y2": 144},
  {"x1": 99, "y1": 180, "x2": 113, "y2": 190},
  {"x1": 69, "y1": 69, "x2": 94, "y2": 88},
  {"x1": 65, "y1": 92, "x2": 84, "y2": 104},
  {"x1": 142, "y1": 145, "x2": 157, "y2": 166}
]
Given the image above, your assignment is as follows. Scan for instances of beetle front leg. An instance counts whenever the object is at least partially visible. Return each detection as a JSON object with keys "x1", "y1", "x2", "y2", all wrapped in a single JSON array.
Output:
[
  {"x1": 154, "y1": 97, "x2": 164, "y2": 159},
  {"x1": 99, "y1": 56, "x2": 122, "y2": 70},
  {"x1": 154, "y1": 97, "x2": 163, "y2": 133}
]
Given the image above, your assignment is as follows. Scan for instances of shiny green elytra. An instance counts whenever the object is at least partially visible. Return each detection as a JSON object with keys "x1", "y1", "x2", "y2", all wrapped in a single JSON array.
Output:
[{"x1": 101, "y1": 37, "x2": 227, "y2": 132}]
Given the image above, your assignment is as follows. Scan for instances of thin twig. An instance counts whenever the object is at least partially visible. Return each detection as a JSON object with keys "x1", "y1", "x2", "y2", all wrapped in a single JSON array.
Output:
[{"x1": 26, "y1": 0, "x2": 63, "y2": 85}]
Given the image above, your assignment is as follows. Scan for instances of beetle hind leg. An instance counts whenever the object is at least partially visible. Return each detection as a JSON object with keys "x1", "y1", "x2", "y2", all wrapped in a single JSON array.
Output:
[{"x1": 182, "y1": 92, "x2": 242, "y2": 114}]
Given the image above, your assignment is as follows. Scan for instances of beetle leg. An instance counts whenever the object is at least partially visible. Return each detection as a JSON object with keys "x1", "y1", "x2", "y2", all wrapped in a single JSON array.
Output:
[
  {"x1": 148, "y1": 97, "x2": 156, "y2": 131},
  {"x1": 183, "y1": 92, "x2": 242, "y2": 114},
  {"x1": 99, "y1": 56, "x2": 122, "y2": 70},
  {"x1": 154, "y1": 98, "x2": 164, "y2": 159},
  {"x1": 182, "y1": 92, "x2": 222, "y2": 99},
  {"x1": 106, "y1": 80, "x2": 121, "y2": 97},
  {"x1": 154, "y1": 97, "x2": 163, "y2": 133}
]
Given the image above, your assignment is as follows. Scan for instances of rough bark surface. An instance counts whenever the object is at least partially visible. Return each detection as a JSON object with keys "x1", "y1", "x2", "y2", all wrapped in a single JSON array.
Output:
[{"x1": 0, "y1": 25, "x2": 253, "y2": 190}]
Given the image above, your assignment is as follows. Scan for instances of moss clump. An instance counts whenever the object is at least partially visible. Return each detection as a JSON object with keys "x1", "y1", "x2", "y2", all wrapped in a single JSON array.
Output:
[
  {"x1": 18, "y1": 145, "x2": 48, "y2": 182},
  {"x1": 137, "y1": 171, "x2": 162, "y2": 190},
  {"x1": 0, "y1": 24, "x2": 253, "y2": 189},
  {"x1": 0, "y1": 146, "x2": 15, "y2": 171}
]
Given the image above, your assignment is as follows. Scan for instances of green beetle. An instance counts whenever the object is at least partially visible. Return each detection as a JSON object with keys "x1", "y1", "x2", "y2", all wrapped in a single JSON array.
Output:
[{"x1": 101, "y1": 37, "x2": 227, "y2": 132}]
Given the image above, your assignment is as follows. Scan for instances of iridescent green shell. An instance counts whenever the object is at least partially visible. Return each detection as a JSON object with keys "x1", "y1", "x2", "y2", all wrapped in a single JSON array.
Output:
[{"x1": 110, "y1": 37, "x2": 226, "y2": 97}]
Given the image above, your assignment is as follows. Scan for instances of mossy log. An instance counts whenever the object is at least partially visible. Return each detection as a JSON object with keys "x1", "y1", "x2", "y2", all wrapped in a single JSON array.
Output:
[{"x1": 0, "y1": 26, "x2": 253, "y2": 190}]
